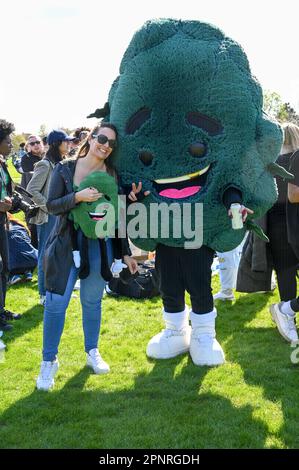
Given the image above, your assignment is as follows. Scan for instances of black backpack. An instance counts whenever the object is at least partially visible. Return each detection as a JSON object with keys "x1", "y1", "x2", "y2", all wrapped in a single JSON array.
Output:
[{"x1": 107, "y1": 266, "x2": 159, "y2": 299}]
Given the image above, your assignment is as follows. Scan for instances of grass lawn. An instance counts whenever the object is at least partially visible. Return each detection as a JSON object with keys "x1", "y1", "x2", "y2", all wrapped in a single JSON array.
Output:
[
  {"x1": 1, "y1": 160, "x2": 299, "y2": 449},
  {"x1": 1, "y1": 271, "x2": 299, "y2": 449}
]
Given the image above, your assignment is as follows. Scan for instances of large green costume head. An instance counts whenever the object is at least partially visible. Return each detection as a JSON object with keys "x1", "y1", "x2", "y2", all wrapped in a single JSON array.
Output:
[
  {"x1": 102, "y1": 19, "x2": 283, "y2": 251},
  {"x1": 70, "y1": 171, "x2": 118, "y2": 239}
]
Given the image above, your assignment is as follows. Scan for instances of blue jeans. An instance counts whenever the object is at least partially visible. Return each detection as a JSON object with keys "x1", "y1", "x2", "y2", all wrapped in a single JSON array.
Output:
[
  {"x1": 37, "y1": 215, "x2": 57, "y2": 296},
  {"x1": 42, "y1": 238, "x2": 107, "y2": 362}
]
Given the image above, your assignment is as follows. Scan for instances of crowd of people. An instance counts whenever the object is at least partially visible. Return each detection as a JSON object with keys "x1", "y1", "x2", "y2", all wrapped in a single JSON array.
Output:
[{"x1": 0, "y1": 117, "x2": 298, "y2": 391}]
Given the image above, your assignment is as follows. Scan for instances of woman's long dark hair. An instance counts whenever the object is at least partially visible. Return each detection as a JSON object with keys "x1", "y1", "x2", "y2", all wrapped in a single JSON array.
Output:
[
  {"x1": 77, "y1": 122, "x2": 117, "y2": 177},
  {"x1": 45, "y1": 141, "x2": 65, "y2": 165}
]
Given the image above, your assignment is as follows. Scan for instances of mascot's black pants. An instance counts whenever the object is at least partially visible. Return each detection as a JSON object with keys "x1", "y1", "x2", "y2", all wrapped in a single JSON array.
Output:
[{"x1": 155, "y1": 243, "x2": 214, "y2": 314}]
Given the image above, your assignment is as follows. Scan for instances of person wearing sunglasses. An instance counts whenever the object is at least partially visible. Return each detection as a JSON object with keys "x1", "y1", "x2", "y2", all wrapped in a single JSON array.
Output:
[
  {"x1": 36, "y1": 122, "x2": 137, "y2": 391},
  {"x1": 21, "y1": 135, "x2": 45, "y2": 188},
  {"x1": 20, "y1": 135, "x2": 45, "y2": 249}
]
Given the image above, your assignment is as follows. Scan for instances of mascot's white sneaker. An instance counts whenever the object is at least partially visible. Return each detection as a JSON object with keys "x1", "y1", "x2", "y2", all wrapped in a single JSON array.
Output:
[
  {"x1": 190, "y1": 309, "x2": 225, "y2": 366},
  {"x1": 146, "y1": 308, "x2": 191, "y2": 359}
]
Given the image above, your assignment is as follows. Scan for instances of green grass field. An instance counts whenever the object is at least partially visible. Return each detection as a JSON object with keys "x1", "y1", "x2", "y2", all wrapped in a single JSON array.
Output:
[
  {"x1": 1, "y1": 272, "x2": 299, "y2": 449},
  {"x1": 1, "y1": 159, "x2": 299, "y2": 449}
]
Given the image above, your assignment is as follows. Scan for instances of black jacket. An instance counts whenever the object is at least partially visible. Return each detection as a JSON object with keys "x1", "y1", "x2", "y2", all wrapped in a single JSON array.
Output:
[
  {"x1": 236, "y1": 215, "x2": 273, "y2": 293},
  {"x1": 20, "y1": 152, "x2": 43, "y2": 189},
  {"x1": 43, "y1": 159, "x2": 131, "y2": 295}
]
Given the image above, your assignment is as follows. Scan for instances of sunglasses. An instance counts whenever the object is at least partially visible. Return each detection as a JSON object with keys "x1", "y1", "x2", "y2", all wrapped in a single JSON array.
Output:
[
  {"x1": 92, "y1": 134, "x2": 117, "y2": 150},
  {"x1": 29, "y1": 141, "x2": 41, "y2": 146}
]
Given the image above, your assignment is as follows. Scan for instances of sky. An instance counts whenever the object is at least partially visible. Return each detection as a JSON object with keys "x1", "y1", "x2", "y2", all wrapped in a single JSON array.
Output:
[{"x1": 1, "y1": 0, "x2": 298, "y2": 134}]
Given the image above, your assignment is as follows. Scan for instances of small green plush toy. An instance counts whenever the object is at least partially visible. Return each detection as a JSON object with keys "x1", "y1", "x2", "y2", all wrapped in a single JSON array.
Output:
[{"x1": 70, "y1": 171, "x2": 118, "y2": 239}]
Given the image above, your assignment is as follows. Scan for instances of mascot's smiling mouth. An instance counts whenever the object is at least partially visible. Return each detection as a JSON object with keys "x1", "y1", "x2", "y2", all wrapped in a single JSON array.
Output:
[
  {"x1": 153, "y1": 164, "x2": 210, "y2": 199},
  {"x1": 89, "y1": 210, "x2": 107, "y2": 221}
]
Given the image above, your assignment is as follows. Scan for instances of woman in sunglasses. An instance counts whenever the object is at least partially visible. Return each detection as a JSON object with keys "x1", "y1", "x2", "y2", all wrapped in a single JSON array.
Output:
[{"x1": 36, "y1": 122, "x2": 137, "y2": 391}]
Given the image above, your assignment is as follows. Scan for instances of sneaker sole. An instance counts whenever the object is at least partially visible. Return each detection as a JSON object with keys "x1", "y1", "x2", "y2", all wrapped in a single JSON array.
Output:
[
  {"x1": 213, "y1": 297, "x2": 235, "y2": 301},
  {"x1": 86, "y1": 363, "x2": 110, "y2": 374},
  {"x1": 269, "y1": 305, "x2": 294, "y2": 343},
  {"x1": 36, "y1": 380, "x2": 54, "y2": 391},
  {"x1": 146, "y1": 346, "x2": 190, "y2": 359},
  {"x1": 190, "y1": 357, "x2": 225, "y2": 366}
]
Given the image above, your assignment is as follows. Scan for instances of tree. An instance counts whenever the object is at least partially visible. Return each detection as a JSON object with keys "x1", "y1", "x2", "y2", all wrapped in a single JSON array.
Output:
[
  {"x1": 263, "y1": 90, "x2": 299, "y2": 125},
  {"x1": 11, "y1": 133, "x2": 27, "y2": 153}
]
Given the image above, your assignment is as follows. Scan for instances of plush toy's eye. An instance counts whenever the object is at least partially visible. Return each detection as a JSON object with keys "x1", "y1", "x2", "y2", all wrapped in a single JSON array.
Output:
[
  {"x1": 186, "y1": 112, "x2": 223, "y2": 136},
  {"x1": 125, "y1": 107, "x2": 151, "y2": 135},
  {"x1": 104, "y1": 195, "x2": 111, "y2": 201},
  {"x1": 189, "y1": 142, "x2": 207, "y2": 158},
  {"x1": 139, "y1": 151, "x2": 154, "y2": 166}
]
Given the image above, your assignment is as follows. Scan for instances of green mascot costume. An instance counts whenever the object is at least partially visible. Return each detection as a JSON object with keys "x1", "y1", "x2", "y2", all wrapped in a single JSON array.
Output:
[{"x1": 89, "y1": 19, "x2": 289, "y2": 366}]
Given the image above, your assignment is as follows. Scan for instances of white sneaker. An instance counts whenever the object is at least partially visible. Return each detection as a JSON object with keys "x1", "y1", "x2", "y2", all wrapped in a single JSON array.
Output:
[
  {"x1": 190, "y1": 310, "x2": 225, "y2": 366},
  {"x1": 269, "y1": 303, "x2": 298, "y2": 343},
  {"x1": 39, "y1": 295, "x2": 46, "y2": 306},
  {"x1": 87, "y1": 348, "x2": 110, "y2": 374},
  {"x1": 146, "y1": 308, "x2": 191, "y2": 359},
  {"x1": 36, "y1": 359, "x2": 59, "y2": 391},
  {"x1": 213, "y1": 290, "x2": 235, "y2": 301},
  {"x1": 146, "y1": 327, "x2": 191, "y2": 359}
]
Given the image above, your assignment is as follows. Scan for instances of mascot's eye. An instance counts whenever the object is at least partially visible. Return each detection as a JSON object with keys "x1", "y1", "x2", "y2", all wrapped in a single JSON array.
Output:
[
  {"x1": 189, "y1": 142, "x2": 207, "y2": 158},
  {"x1": 139, "y1": 151, "x2": 154, "y2": 166},
  {"x1": 186, "y1": 112, "x2": 223, "y2": 136},
  {"x1": 125, "y1": 107, "x2": 151, "y2": 135},
  {"x1": 104, "y1": 195, "x2": 111, "y2": 201}
]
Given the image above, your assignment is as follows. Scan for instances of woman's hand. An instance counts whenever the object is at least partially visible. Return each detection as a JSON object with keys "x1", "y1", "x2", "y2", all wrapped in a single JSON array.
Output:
[
  {"x1": 123, "y1": 255, "x2": 139, "y2": 274},
  {"x1": 228, "y1": 204, "x2": 254, "y2": 223},
  {"x1": 75, "y1": 187, "x2": 102, "y2": 203},
  {"x1": 0, "y1": 196, "x2": 12, "y2": 213},
  {"x1": 128, "y1": 182, "x2": 150, "y2": 202}
]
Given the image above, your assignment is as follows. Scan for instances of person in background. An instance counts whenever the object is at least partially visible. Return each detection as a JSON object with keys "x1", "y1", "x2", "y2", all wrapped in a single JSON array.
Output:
[
  {"x1": 7, "y1": 214, "x2": 37, "y2": 285},
  {"x1": 68, "y1": 137, "x2": 80, "y2": 157},
  {"x1": 68, "y1": 127, "x2": 90, "y2": 157},
  {"x1": 42, "y1": 136, "x2": 49, "y2": 154},
  {"x1": 0, "y1": 119, "x2": 22, "y2": 333},
  {"x1": 269, "y1": 123, "x2": 299, "y2": 343},
  {"x1": 21, "y1": 135, "x2": 45, "y2": 249},
  {"x1": 27, "y1": 129, "x2": 74, "y2": 306},
  {"x1": 11, "y1": 142, "x2": 26, "y2": 174},
  {"x1": 213, "y1": 241, "x2": 245, "y2": 301},
  {"x1": 21, "y1": 135, "x2": 44, "y2": 188}
]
